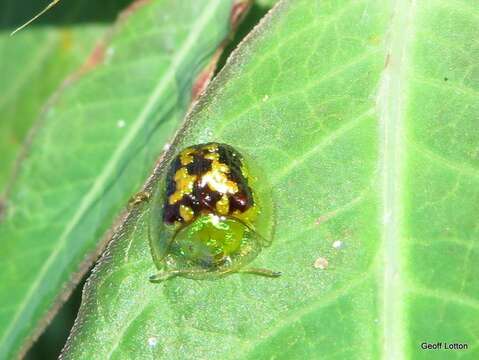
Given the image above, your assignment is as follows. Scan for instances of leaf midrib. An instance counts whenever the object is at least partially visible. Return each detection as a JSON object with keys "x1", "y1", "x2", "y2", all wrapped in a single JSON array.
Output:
[
  {"x1": 378, "y1": 0, "x2": 415, "y2": 358},
  {"x1": 0, "y1": 0, "x2": 224, "y2": 354}
]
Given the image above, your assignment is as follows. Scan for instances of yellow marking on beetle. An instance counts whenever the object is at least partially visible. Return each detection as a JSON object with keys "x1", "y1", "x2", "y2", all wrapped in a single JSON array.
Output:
[
  {"x1": 179, "y1": 205, "x2": 194, "y2": 222},
  {"x1": 204, "y1": 151, "x2": 219, "y2": 161},
  {"x1": 203, "y1": 143, "x2": 218, "y2": 153},
  {"x1": 240, "y1": 163, "x2": 250, "y2": 179},
  {"x1": 169, "y1": 168, "x2": 197, "y2": 204},
  {"x1": 180, "y1": 148, "x2": 195, "y2": 166},
  {"x1": 201, "y1": 159, "x2": 238, "y2": 194},
  {"x1": 216, "y1": 195, "x2": 230, "y2": 215},
  {"x1": 201, "y1": 150, "x2": 239, "y2": 194}
]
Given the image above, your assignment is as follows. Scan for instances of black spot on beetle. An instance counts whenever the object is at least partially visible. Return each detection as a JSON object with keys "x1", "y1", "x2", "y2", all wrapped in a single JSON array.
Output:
[
  {"x1": 163, "y1": 203, "x2": 181, "y2": 224},
  {"x1": 165, "y1": 157, "x2": 181, "y2": 196},
  {"x1": 186, "y1": 153, "x2": 212, "y2": 175}
]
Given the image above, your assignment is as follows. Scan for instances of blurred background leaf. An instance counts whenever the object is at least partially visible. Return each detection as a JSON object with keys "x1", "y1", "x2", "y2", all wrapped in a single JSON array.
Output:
[
  {"x1": 0, "y1": 0, "x2": 246, "y2": 358},
  {"x1": 0, "y1": 0, "x2": 133, "y2": 192},
  {"x1": 1, "y1": 1, "x2": 131, "y2": 358}
]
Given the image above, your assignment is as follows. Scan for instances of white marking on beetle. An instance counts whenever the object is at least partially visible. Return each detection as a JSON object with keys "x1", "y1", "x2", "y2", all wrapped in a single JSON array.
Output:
[
  {"x1": 210, "y1": 214, "x2": 221, "y2": 225},
  {"x1": 117, "y1": 119, "x2": 126, "y2": 128}
]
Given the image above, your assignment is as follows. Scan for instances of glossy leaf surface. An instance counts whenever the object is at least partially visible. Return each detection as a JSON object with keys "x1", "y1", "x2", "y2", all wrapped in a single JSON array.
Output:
[
  {"x1": 62, "y1": 0, "x2": 478, "y2": 358},
  {"x1": 0, "y1": 0, "x2": 236, "y2": 358}
]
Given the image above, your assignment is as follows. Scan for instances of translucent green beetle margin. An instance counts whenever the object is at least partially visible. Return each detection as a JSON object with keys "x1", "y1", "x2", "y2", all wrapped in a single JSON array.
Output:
[{"x1": 147, "y1": 143, "x2": 281, "y2": 282}]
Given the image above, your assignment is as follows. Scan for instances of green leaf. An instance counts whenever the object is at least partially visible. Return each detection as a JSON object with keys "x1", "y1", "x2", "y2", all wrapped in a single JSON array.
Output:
[
  {"x1": 66, "y1": 0, "x2": 479, "y2": 359},
  {"x1": 0, "y1": 0, "x2": 238, "y2": 358},
  {"x1": 0, "y1": 27, "x2": 101, "y2": 191},
  {"x1": 0, "y1": 0, "x2": 133, "y2": 191}
]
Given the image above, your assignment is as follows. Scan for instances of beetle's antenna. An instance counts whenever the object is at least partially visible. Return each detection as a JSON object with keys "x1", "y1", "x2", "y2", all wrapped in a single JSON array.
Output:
[{"x1": 11, "y1": 0, "x2": 61, "y2": 36}]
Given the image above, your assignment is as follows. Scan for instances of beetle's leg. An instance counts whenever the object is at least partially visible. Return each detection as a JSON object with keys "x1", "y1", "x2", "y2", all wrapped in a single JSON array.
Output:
[
  {"x1": 149, "y1": 270, "x2": 181, "y2": 283},
  {"x1": 128, "y1": 191, "x2": 151, "y2": 210},
  {"x1": 149, "y1": 268, "x2": 212, "y2": 283},
  {"x1": 149, "y1": 265, "x2": 241, "y2": 283},
  {"x1": 237, "y1": 268, "x2": 281, "y2": 278},
  {"x1": 149, "y1": 267, "x2": 281, "y2": 283}
]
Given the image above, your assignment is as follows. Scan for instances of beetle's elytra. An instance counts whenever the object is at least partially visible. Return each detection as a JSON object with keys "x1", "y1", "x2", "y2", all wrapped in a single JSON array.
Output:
[
  {"x1": 148, "y1": 142, "x2": 280, "y2": 282},
  {"x1": 163, "y1": 143, "x2": 254, "y2": 225}
]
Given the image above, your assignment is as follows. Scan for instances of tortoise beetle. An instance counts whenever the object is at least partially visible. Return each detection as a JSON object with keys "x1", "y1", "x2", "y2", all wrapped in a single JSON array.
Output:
[{"x1": 148, "y1": 142, "x2": 280, "y2": 282}]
